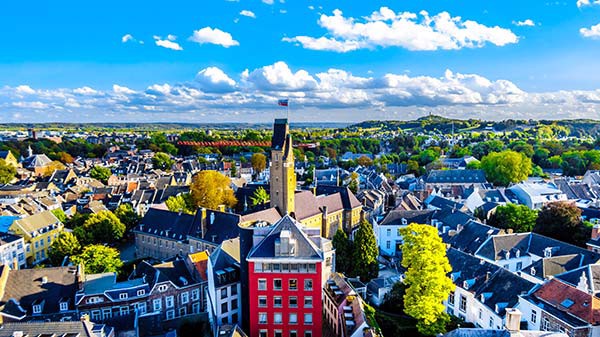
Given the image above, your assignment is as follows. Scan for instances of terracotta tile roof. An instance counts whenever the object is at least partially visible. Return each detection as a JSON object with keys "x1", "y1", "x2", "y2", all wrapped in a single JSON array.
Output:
[{"x1": 533, "y1": 278, "x2": 600, "y2": 324}]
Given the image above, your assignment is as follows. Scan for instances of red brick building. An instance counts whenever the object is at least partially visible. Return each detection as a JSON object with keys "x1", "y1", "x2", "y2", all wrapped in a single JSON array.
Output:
[{"x1": 246, "y1": 215, "x2": 334, "y2": 337}]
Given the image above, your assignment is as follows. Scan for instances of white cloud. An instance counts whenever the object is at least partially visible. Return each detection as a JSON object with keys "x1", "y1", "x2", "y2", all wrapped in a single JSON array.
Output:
[
  {"x1": 12, "y1": 101, "x2": 48, "y2": 109},
  {"x1": 195, "y1": 67, "x2": 237, "y2": 92},
  {"x1": 189, "y1": 27, "x2": 239, "y2": 47},
  {"x1": 113, "y1": 84, "x2": 136, "y2": 95},
  {"x1": 513, "y1": 19, "x2": 536, "y2": 27},
  {"x1": 308, "y1": 5, "x2": 314, "y2": 10},
  {"x1": 577, "y1": 0, "x2": 600, "y2": 7},
  {"x1": 154, "y1": 35, "x2": 183, "y2": 50},
  {"x1": 240, "y1": 10, "x2": 256, "y2": 18},
  {"x1": 16, "y1": 85, "x2": 35, "y2": 94},
  {"x1": 246, "y1": 61, "x2": 318, "y2": 91},
  {"x1": 284, "y1": 7, "x2": 518, "y2": 52},
  {"x1": 580, "y1": 23, "x2": 600, "y2": 38},
  {"x1": 262, "y1": 0, "x2": 274, "y2": 4},
  {"x1": 73, "y1": 86, "x2": 99, "y2": 95},
  {"x1": 122, "y1": 34, "x2": 134, "y2": 43}
]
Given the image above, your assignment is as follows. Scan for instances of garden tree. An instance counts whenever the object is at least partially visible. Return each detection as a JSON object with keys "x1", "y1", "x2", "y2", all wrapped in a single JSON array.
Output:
[
  {"x1": 48, "y1": 232, "x2": 81, "y2": 265},
  {"x1": 534, "y1": 201, "x2": 590, "y2": 246},
  {"x1": 152, "y1": 152, "x2": 174, "y2": 170},
  {"x1": 381, "y1": 282, "x2": 406, "y2": 313},
  {"x1": 407, "y1": 159, "x2": 420, "y2": 175},
  {"x1": 190, "y1": 170, "x2": 237, "y2": 210},
  {"x1": 509, "y1": 141, "x2": 534, "y2": 158},
  {"x1": 357, "y1": 155, "x2": 374, "y2": 167},
  {"x1": 250, "y1": 153, "x2": 267, "y2": 175},
  {"x1": 250, "y1": 187, "x2": 269, "y2": 207},
  {"x1": 348, "y1": 172, "x2": 359, "y2": 194},
  {"x1": 532, "y1": 148, "x2": 550, "y2": 167},
  {"x1": 0, "y1": 159, "x2": 16, "y2": 184},
  {"x1": 470, "y1": 140, "x2": 505, "y2": 159},
  {"x1": 89, "y1": 165, "x2": 112, "y2": 184},
  {"x1": 352, "y1": 221, "x2": 379, "y2": 282},
  {"x1": 480, "y1": 150, "x2": 532, "y2": 186},
  {"x1": 488, "y1": 204, "x2": 538, "y2": 232},
  {"x1": 64, "y1": 212, "x2": 89, "y2": 229},
  {"x1": 165, "y1": 194, "x2": 195, "y2": 214},
  {"x1": 71, "y1": 245, "x2": 123, "y2": 274},
  {"x1": 400, "y1": 223, "x2": 454, "y2": 336},
  {"x1": 81, "y1": 210, "x2": 126, "y2": 244},
  {"x1": 51, "y1": 208, "x2": 67, "y2": 223},
  {"x1": 114, "y1": 204, "x2": 141, "y2": 231},
  {"x1": 548, "y1": 155, "x2": 563, "y2": 169},
  {"x1": 465, "y1": 159, "x2": 481, "y2": 170},
  {"x1": 332, "y1": 229, "x2": 353, "y2": 275}
]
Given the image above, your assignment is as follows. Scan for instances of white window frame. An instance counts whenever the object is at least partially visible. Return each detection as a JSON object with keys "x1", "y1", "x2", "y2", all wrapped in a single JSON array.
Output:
[
  {"x1": 166, "y1": 296, "x2": 174, "y2": 308},
  {"x1": 153, "y1": 299, "x2": 162, "y2": 311}
]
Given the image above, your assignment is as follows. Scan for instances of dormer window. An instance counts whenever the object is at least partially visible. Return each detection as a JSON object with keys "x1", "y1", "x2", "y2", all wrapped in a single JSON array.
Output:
[
  {"x1": 515, "y1": 250, "x2": 520, "y2": 258},
  {"x1": 33, "y1": 304, "x2": 42, "y2": 314},
  {"x1": 401, "y1": 218, "x2": 408, "y2": 225},
  {"x1": 505, "y1": 251, "x2": 510, "y2": 260},
  {"x1": 530, "y1": 267, "x2": 536, "y2": 276},
  {"x1": 119, "y1": 293, "x2": 128, "y2": 300},
  {"x1": 137, "y1": 290, "x2": 145, "y2": 296},
  {"x1": 60, "y1": 302, "x2": 68, "y2": 311}
]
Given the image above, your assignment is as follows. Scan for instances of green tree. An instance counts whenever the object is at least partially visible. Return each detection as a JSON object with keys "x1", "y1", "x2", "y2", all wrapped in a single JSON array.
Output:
[
  {"x1": 152, "y1": 152, "x2": 174, "y2": 170},
  {"x1": 114, "y1": 204, "x2": 141, "y2": 231},
  {"x1": 480, "y1": 150, "x2": 532, "y2": 186},
  {"x1": 165, "y1": 194, "x2": 194, "y2": 214},
  {"x1": 48, "y1": 232, "x2": 81, "y2": 266},
  {"x1": 489, "y1": 204, "x2": 538, "y2": 232},
  {"x1": 534, "y1": 201, "x2": 589, "y2": 246},
  {"x1": 190, "y1": 170, "x2": 237, "y2": 210},
  {"x1": 250, "y1": 153, "x2": 267, "y2": 175},
  {"x1": 381, "y1": 282, "x2": 406, "y2": 313},
  {"x1": 400, "y1": 223, "x2": 454, "y2": 336},
  {"x1": 81, "y1": 210, "x2": 126, "y2": 244},
  {"x1": 0, "y1": 158, "x2": 16, "y2": 184},
  {"x1": 332, "y1": 229, "x2": 353, "y2": 275},
  {"x1": 51, "y1": 208, "x2": 67, "y2": 223},
  {"x1": 250, "y1": 187, "x2": 269, "y2": 207},
  {"x1": 348, "y1": 172, "x2": 359, "y2": 194},
  {"x1": 89, "y1": 166, "x2": 112, "y2": 184},
  {"x1": 71, "y1": 245, "x2": 123, "y2": 274},
  {"x1": 352, "y1": 221, "x2": 379, "y2": 282}
]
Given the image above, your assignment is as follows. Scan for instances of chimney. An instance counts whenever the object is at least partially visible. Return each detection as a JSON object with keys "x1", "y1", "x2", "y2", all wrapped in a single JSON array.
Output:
[
  {"x1": 321, "y1": 206, "x2": 328, "y2": 238},
  {"x1": 200, "y1": 208, "x2": 207, "y2": 239},
  {"x1": 217, "y1": 204, "x2": 226, "y2": 212},
  {"x1": 504, "y1": 308, "x2": 522, "y2": 335},
  {"x1": 592, "y1": 224, "x2": 600, "y2": 241}
]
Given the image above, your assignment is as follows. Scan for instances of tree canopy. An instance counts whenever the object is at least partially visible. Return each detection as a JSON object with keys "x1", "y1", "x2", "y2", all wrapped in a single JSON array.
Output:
[
  {"x1": 190, "y1": 170, "x2": 237, "y2": 210},
  {"x1": 0, "y1": 159, "x2": 16, "y2": 184},
  {"x1": 114, "y1": 203, "x2": 141, "y2": 231},
  {"x1": 480, "y1": 150, "x2": 532, "y2": 186},
  {"x1": 152, "y1": 152, "x2": 174, "y2": 170},
  {"x1": 250, "y1": 187, "x2": 269, "y2": 207},
  {"x1": 400, "y1": 223, "x2": 454, "y2": 336},
  {"x1": 534, "y1": 201, "x2": 589, "y2": 246},
  {"x1": 49, "y1": 232, "x2": 81, "y2": 266},
  {"x1": 332, "y1": 228, "x2": 353, "y2": 276},
  {"x1": 71, "y1": 245, "x2": 123, "y2": 274},
  {"x1": 165, "y1": 194, "x2": 195, "y2": 214},
  {"x1": 250, "y1": 153, "x2": 267, "y2": 175},
  {"x1": 79, "y1": 210, "x2": 126, "y2": 244},
  {"x1": 352, "y1": 221, "x2": 379, "y2": 282},
  {"x1": 89, "y1": 166, "x2": 112, "y2": 184},
  {"x1": 489, "y1": 203, "x2": 538, "y2": 233}
]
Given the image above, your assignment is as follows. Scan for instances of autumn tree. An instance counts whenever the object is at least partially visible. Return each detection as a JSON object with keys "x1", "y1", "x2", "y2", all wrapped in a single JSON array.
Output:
[
  {"x1": 352, "y1": 220, "x2": 379, "y2": 282},
  {"x1": 165, "y1": 194, "x2": 194, "y2": 214},
  {"x1": 250, "y1": 153, "x2": 267, "y2": 175},
  {"x1": 89, "y1": 165, "x2": 112, "y2": 184},
  {"x1": 0, "y1": 159, "x2": 16, "y2": 184},
  {"x1": 49, "y1": 232, "x2": 81, "y2": 266},
  {"x1": 80, "y1": 210, "x2": 126, "y2": 244},
  {"x1": 332, "y1": 228, "x2": 353, "y2": 275},
  {"x1": 190, "y1": 170, "x2": 237, "y2": 210},
  {"x1": 348, "y1": 172, "x2": 359, "y2": 194},
  {"x1": 480, "y1": 150, "x2": 532, "y2": 186},
  {"x1": 400, "y1": 223, "x2": 454, "y2": 335},
  {"x1": 71, "y1": 245, "x2": 123, "y2": 274},
  {"x1": 357, "y1": 155, "x2": 374, "y2": 167},
  {"x1": 489, "y1": 203, "x2": 538, "y2": 232},
  {"x1": 152, "y1": 152, "x2": 174, "y2": 170},
  {"x1": 250, "y1": 187, "x2": 269, "y2": 207},
  {"x1": 534, "y1": 201, "x2": 589, "y2": 246}
]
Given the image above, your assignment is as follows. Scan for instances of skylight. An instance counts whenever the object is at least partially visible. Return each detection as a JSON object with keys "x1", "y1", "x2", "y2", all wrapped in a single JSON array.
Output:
[{"x1": 560, "y1": 299, "x2": 575, "y2": 308}]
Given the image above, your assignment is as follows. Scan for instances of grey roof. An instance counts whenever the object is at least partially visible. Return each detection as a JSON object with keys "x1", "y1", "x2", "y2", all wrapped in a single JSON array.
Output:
[
  {"x1": 555, "y1": 264, "x2": 600, "y2": 296},
  {"x1": 315, "y1": 185, "x2": 362, "y2": 210},
  {"x1": 136, "y1": 208, "x2": 196, "y2": 241},
  {"x1": 426, "y1": 169, "x2": 487, "y2": 184},
  {"x1": 433, "y1": 207, "x2": 475, "y2": 229},
  {"x1": 134, "y1": 259, "x2": 195, "y2": 288},
  {"x1": 22, "y1": 154, "x2": 52, "y2": 169},
  {"x1": 379, "y1": 210, "x2": 434, "y2": 226},
  {"x1": 444, "y1": 220, "x2": 500, "y2": 255},
  {"x1": 247, "y1": 215, "x2": 322, "y2": 260},
  {"x1": 444, "y1": 328, "x2": 567, "y2": 337},
  {"x1": 0, "y1": 320, "x2": 110, "y2": 337},
  {"x1": 525, "y1": 254, "x2": 586, "y2": 280}
]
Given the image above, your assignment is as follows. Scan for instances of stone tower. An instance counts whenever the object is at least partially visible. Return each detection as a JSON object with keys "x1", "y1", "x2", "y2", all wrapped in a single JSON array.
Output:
[{"x1": 270, "y1": 118, "x2": 296, "y2": 215}]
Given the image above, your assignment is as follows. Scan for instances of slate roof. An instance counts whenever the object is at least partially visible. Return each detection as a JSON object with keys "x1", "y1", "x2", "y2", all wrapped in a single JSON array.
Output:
[
  {"x1": 379, "y1": 210, "x2": 434, "y2": 226},
  {"x1": 210, "y1": 239, "x2": 241, "y2": 288},
  {"x1": 524, "y1": 254, "x2": 586, "y2": 281},
  {"x1": 425, "y1": 195, "x2": 465, "y2": 211},
  {"x1": 134, "y1": 259, "x2": 195, "y2": 288},
  {"x1": 22, "y1": 154, "x2": 52, "y2": 169},
  {"x1": 0, "y1": 320, "x2": 109, "y2": 337},
  {"x1": 433, "y1": 207, "x2": 475, "y2": 229},
  {"x1": 247, "y1": 215, "x2": 322, "y2": 260},
  {"x1": 444, "y1": 220, "x2": 501, "y2": 255},
  {"x1": 426, "y1": 169, "x2": 487, "y2": 184},
  {"x1": 136, "y1": 208, "x2": 196, "y2": 242},
  {"x1": 555, "y1": 264, "x2": 600, "y2": 296},
  {"x1": 315, "y1": 185, "x2": 362, "y2": 209},
  {"x1": 194, "y1": 210, "x2": 242, "y2": 245},
  {"x1": 444, "y1": 329, "x2": 566, "y2": 337}
]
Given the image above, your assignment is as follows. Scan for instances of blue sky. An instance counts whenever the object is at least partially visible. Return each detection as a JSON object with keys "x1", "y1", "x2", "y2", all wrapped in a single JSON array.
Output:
[{"x1": 2, "y1": 0, "x2": 600, "y2": 122}]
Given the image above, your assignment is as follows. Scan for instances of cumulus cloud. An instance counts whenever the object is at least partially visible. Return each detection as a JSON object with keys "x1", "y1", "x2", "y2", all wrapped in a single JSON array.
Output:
[
  {"x1": 154, "y1": 35, "x2": 183, "y2": 50},
  {"x1": 240, "y1": 10, "x2": 256, "y2": 18},
  {"x1": 580, "y1": 23, "x2": 600, "y2": 38},
  {"x1": 189, "y1": 27, "x2": 239, "y2": 47},
  {"x1": 4, "y1": 61, "x2": 600, "y2": 122},
  {"x1": 577, "y1": 0, "x2": 600, "y2": 7},
  {"x1": 284, "y1": 7, "x2": 518, "y2": 52},
  {"x1": 513, "y1": 19, "x2": 536, "y2": 27}
]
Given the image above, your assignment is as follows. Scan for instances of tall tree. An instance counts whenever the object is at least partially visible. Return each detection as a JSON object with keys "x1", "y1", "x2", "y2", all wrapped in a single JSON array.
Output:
[
  {"x1": 332, "y1": 229, "x2": 353, "y2": 275},
  {"x1": 534, "y1": 201, "x2": 589, "y2": 246},
  {"x1": 114, "y1": 204, "x2": 141, "y2": 231},
  {"x1": 250, "y1": 187, "x2": 269, "y2": 207},
  {"x1": 89, "y1": 165, "x2": 112, "y2": 184},
  {"x1": 480, "y1": 150, "x2": 532, "y2": 186},
  {"x1": 49, "y1": 232, "x2": 81, "y2": 266},
  {"x1": 71, "y1": 245, "x2": 123, "y2": 274},
  {"x1": 400, "y1": 223, "x2": 454, "y2": 336},
  {"x1": 348, "y1": 172, "x2": 359, "y2": 194},
  {"x1": 81, "y1": 210, "x2": 126, "y2": 244},
  {"x1": 152, "y1": 152, "x2": 174, "y2": 170},
  {"x1": 489, "y1": 203, "x2": 538, "y2": 232},
  {"x1": 352, "y1": 221, "x2": 379, "y2": 282},
  {"x1": 165, "y1": 194, "x2": 194, "y2": 214},
  {"x1": 190, "y1": 170, "x2": 237, "y2": 210},
  {"x1": 0, "y1": 159, "x2": 16, "y2": 184},
  {"x1": 250, "y1": 153, "x2": 267, "y2": 175}
]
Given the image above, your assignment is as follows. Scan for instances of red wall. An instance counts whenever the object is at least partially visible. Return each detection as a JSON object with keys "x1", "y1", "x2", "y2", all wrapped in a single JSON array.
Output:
[{"x1": 248, "y1": 261, "x2": 323, "y2": 337}]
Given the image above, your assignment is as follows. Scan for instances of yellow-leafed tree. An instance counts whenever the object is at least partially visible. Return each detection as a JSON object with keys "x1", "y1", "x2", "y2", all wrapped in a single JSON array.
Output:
[{"x1": 190, "y1": 170, "x2": 237, "y2": 210}]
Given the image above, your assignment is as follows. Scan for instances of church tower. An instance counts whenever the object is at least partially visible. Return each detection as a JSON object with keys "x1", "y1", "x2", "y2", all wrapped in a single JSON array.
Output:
[{"x1": 270, "y1": 118, "x2": 296, "y2": 215}]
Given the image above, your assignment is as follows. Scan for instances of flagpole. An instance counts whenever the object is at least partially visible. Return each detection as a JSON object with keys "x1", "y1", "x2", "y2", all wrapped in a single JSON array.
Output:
[{"x1": 287, "y1": 98, "x2": 290, "y2": 121}]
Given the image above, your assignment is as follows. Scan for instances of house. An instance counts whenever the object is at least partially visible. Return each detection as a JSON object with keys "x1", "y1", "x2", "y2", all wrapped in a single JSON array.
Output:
[
  {"x1": 366, "y1": 277, "x2": 397, "y2": 307},
  {"x1": 357, "y1": 189, "x2": 386, "y2": 219},
  {"x1": 464, "y1": 188, "x2": 509, "y2": 213},
  {"x1": 21, "y1": 147, "x2": 53, "y2": 176},
  {"x1": 374, "y1": 210, "x2": 434, "y2": 256},
  {"x1": 506, "y1": 182, "x2": 567, "y2": 209},
  {"x1": 444, "y1": 309, "x2": 566, "y2": 336},
  {"x1": 9, "y1": 210, "x2": 64, "y2": 265},
  {"x1": 0, "y1": 318, "x2": 114, "y2": 337},
  {"x1": 425, "y1": 169, "x2": 487, "y2": 185},
  {"x1": 0, "y1": 264, "x2": 81, "y2": 322},
  {"x1": 0, "y1": 232, "x2": 25, "y2": 269},
  {"x1": 440, "y1": 156, "x2": 478, "y2": 170},
  {"x1": 0, "y1": 150, "x2": 18, "y2": 168}
]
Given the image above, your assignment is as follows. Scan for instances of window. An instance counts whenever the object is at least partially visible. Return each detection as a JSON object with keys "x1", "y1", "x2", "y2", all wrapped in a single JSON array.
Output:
[
  {"x1": 258, "y1": 279, "x2": 267, "y2": 290},
  {"x1": 181, "y1": 292, "x2": 189, "y2": 304},
  {"x1": 304, "y1": 313, "x2": 313, "y2": 325},
  {"x1": 221, "y1": 288, "x2": 228, "y2": 299},
  {"x1": 166, "y1": 296, "x2": 174, "y2": 308},
  {"x1": 275, "y1": 331, "x2": 283, "y2": 337},
  {"x1": 386, "y1": 228, "x2": 391, "y2": 237},
  {"x1": 304, "y1": 296, "x2": 313, "y2": 308},
  {"x1": 158, "y1": 284, "x2": 168, "y2": 292},
  {"x1": 191, "y1": 289, "x2": 200, "y2": 301},
  {"x1": 153, "y1": 299, "x2": 161, "y2": 311},
  {"x1": 448, "y1": 292, "x2": 455, "y2": 306},
  {"x1": 60, "y1": 302, "x2": 68, "y2": 311},
  {"x1": 179, "y1": 307, "x2": 187, "y2": 317},
  {"x1": 120, "y1": 293, "x2": 128, "y2": 300},
  {"x1": 289, "y1": 313, "x2": 298, "y2": 324},
  {"x1": 33, "y1": 304, "x2": 42, "y2": 314},
  {"x1": 304, "y1": 279, "x2": 313, "y2": 291},
  {"x1": 137, "y1": 302, "x2": 147, "y2": 314},
  {"x1": 459, "y1": 295, "x2": 467, "y2": 312},
  {"x1": 489, "y1": 317, "x2": 494, "y2": 328},
  {"x1": 259, "y1": 312, "x2": 268, "y2": 324},
  {"x1": 516, "y1": 262, "x2": 523, "y2": 270},
  {"x1": 304, "y1": 332, "x2": 312, "y2": 337},
  {"x1": 274, "y1": 296, "x2": 282, "y2": 308},
  {"x1": 192, "y1": 302, "x2": 201, "y2": 314},
  {"x1": 91, "y1": 310, "x2": 101, "y2": 320},
  {"x1": 289, "y1": 279, "x2": 298, "y2": 290},
  {"x1": 289, "y1": 296, "x2": 298, "y2": 308},
  {"x1": 274, "y1": 279, "x2": 282, "y2": 290},
  {"x1": 531, "y1": 310, "x2": 537, "y2": 324},
  {"x1": 231, "y1": 285, "x2": 238, "y2": 296},
  {"x1": 221, "y1": 302, "x2": 228, "y2": 314},
  {"x1": 542, "y1": 318, "x2": 550, "y2": 331},
  {"x1": 259, "y1": 331, "x2": 268, "y2": 337},
  {"x1": 290, "y1": 331, "x2": 297, "y2": 337},
  {"x1": 137, "y1": 289, "x2": 145, "y2": 296},
  {"x1": 231, "y1": 299, "x2": 238, "y2": 310},
  {"x1": 259, "y1": 296, "x2": 267, "y2": 307},
  {"x1": 308, "y1": 264, "x2": 316, "y2": 273},
  {"x1": 274, "y1": 312, "x2": 283, "y2": 324},
  {"x1": 120, "y1": 307, "x2": 129, "y2": 316},
  {"x1": 386, "y1": 241, "x2": 391, "y2": 249},
  {"x1": 478, "y1": 308, "x2": 482, "y2": 320},
  {"x1": 102, "y1": 308, "x2": 112, "y2": 320},
  {"x1": 166, "y1": 309, "x2": 175, "y2": 320}
]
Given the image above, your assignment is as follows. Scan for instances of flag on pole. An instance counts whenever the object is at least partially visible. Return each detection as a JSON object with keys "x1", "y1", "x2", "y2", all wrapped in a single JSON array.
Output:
[{"x1": 277, "y1": 99, "x2": 289, "y2": 107}]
